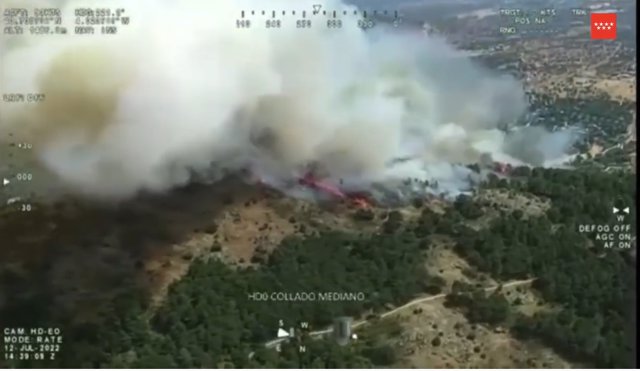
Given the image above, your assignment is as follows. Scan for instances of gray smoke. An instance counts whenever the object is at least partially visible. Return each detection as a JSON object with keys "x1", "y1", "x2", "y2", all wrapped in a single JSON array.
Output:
[
  {"x1": 0, "y1": 0, "x2": 577, "y2": 200},
  {"x1": 504, "y1": 126, "x2": 581, "y2": 166}
]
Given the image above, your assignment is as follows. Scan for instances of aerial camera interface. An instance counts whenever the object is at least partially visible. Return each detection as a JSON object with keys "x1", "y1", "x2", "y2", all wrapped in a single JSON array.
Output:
[{"x1": 0, "y1": 0, "x2": 637, "y2": 369}]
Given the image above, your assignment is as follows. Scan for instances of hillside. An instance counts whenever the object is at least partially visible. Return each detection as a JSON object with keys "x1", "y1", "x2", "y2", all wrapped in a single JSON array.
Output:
[{"x1": 0, "y1": 164, "x2": 635, "y2": 368}]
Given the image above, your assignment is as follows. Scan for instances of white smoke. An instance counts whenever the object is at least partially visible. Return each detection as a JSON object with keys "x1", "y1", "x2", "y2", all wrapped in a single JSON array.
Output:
[{"x1": 1, "y1": 0, "x2": 576, "y2": 201}]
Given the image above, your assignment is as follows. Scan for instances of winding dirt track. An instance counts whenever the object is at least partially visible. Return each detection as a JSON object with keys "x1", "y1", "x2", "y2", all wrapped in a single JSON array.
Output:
[{"x1": 262, "y1": 278, "x2": 536, "y2": 349}]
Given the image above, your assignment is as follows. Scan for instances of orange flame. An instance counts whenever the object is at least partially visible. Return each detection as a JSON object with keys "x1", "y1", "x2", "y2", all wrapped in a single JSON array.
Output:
[{"x1": 352, "y1": 197, "x2": 371, "y2": 209}]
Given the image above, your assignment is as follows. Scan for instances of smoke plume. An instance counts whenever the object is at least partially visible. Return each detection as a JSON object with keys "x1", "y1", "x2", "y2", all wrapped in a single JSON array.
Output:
[{"x1": 1, "y1": 0, "x2": 577, "y2": 200}]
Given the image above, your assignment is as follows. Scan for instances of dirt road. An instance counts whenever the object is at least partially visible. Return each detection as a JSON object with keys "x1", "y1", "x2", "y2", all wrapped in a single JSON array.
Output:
[{"x1": 260, "y1": 278, "x2": 536, "y2": 350}]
